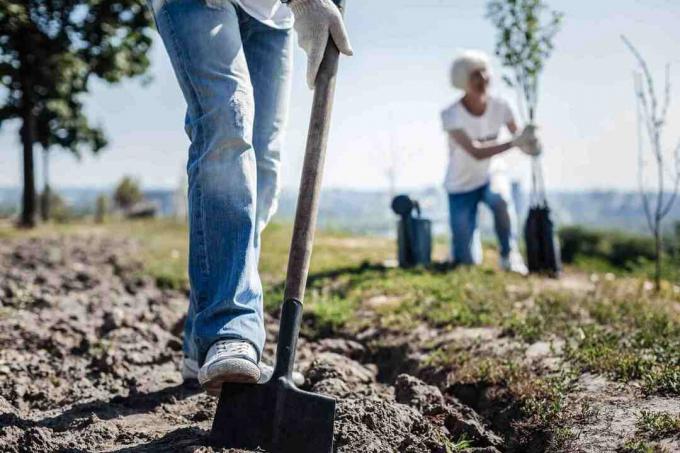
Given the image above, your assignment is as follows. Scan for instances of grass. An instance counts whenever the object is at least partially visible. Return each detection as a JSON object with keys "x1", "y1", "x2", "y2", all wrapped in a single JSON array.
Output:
[
  {"x1": 565, "y1": 294, "x2": 680, "y2": 394},
  {"x1": 636, "y1": 411, "x2": 680, "y2": 440},
  {"x1": 619, "y1": 440, "x2": 672, "y2": 453},
  {"x1": 301, "y1": 264, "x2": 531, "y2": 334},
  {"x1": 618, "y1": 411, "x2": 680, "y2": 453}
]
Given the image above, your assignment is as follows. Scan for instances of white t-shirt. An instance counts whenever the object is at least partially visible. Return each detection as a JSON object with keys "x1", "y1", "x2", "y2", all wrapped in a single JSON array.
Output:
[
  {"x1": 441, "y1": 96, "x2": 515, "y2": 193},
  {"x1": 235, "y1": 0, "x2": 293, "y2": 29}
]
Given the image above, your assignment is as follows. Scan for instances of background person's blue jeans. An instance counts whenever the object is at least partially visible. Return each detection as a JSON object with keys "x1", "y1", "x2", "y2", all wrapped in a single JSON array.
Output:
[
  {"x1": 448, "y1": 182, "x2": 519, "y2": 265},
  {"x1": 150, "y1": 0, "x2": 293, "y2": 364}
]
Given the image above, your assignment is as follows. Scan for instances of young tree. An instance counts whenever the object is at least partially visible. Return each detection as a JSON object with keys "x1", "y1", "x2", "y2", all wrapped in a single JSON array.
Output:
[
  {"x1": 0, "y1": 0, "x2": 153, "y2": 228},
  {"x1": 486, "y1": 0, "x2": 563, "y2": 122},
  {"x1": 623, "y1": 36, "x2": 680, "y2": 291}
]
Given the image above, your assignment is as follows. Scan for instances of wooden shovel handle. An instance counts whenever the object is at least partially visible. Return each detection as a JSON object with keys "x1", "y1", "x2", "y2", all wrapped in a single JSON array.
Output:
[{"x1": 283, "y1": 1, "x2": 346, "y2": 304}]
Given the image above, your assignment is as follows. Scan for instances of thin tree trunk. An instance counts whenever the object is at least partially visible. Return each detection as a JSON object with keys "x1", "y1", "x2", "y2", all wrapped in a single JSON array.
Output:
[
  {"x1": 20, "y1": 101, "x2": 37, "y2": 229},
  {"x1": 655, "y1": 229, "x2": 662, "y2": 291},
  {"x1": 41, "y1": 149, "x2": 51, "y2": 221}
]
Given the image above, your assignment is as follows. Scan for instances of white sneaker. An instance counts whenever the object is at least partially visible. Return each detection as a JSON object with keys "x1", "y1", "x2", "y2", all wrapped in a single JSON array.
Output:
[
  {"x1": 183, "y1": 354, "x2": 305, "y2": 388},
  {"x1": 198, "y1": 340, "x2": 261, "y2": 395},
  {"x1": 500, "y1": 251, "x2": 529, "y2": 276}
]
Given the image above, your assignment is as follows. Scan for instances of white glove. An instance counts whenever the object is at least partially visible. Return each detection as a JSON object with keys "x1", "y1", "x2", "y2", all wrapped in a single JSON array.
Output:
[
  {"x1": 513, "y1": 125, "x2": 542, "y2": 156},
  {"x1": 290, "y1": 0, "x2": 353, "y2": 89},
  {"x1": 523, "y1": 138, "x2": 543, "y2": 157}
]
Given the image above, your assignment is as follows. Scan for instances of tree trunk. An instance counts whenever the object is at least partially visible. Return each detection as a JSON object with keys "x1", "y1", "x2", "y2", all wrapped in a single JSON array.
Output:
[
  {"x1": 19, "y1": 104, "x2": 37, "y2": 229},
  {"x1": 41, "y1": 149, "x2": 51, "y2": 221},
  {"x1": 654, "y1": 228, "x2": 662, "y2": 292}
]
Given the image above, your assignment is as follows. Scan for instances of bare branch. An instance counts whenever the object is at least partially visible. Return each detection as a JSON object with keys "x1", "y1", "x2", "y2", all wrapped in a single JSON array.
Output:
[
  {"x1": 660, "y1": 138, "x2": 680, "y2": 217},
  {"x1": 660, "y1": 63, "x2": 672, "y2": 125},
  {"x1": 623, "y1": 36, "x2": 661, "y2": 135}
]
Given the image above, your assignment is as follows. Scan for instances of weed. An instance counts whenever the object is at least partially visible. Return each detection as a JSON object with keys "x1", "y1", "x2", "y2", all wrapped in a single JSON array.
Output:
[{"x1": 448, "y1": 436, "x2": 472, "y2": 452}]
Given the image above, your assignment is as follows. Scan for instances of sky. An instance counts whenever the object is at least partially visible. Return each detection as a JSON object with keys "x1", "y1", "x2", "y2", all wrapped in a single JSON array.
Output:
[{"x1": 1, "y1": 0, "x2": 680, "y2": 193}]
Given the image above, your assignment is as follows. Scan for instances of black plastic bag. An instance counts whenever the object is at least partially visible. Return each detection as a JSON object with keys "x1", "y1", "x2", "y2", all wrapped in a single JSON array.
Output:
[{"x1": 524, "y1": 158, "x2": 561, "y2": 276}]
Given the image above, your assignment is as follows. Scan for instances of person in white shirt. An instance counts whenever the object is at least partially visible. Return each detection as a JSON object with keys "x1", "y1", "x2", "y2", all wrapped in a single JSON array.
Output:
[
  {"x1": 441, "y1": 50, "x2": 539, "y2": 274},
  {"x1": 147, "y1": 0, "x2": 352, "y2": 393}
]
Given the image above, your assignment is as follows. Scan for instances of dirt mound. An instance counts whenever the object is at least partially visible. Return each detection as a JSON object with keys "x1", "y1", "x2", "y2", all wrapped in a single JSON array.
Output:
[{"x1": 0, "y1": 235, "x2": 501, "y2": 452}]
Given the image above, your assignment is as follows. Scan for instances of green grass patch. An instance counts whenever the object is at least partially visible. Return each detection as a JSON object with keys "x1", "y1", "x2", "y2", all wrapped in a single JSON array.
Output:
[
  {"x1": 564, "y1": 294, "x2": 680, "y2": 394},
  {"x1": 636, "y1": 411, "x2": 680, "y2": 441},
  {"x1": 503, "y1": 290, "x2": 579, "y2": 343},
  {"x1": 293, "y1": 264, "x2": 531, "y2": 336},
  {"x1": 619, "y1": 440, "x2": 671, "y2": 453}
]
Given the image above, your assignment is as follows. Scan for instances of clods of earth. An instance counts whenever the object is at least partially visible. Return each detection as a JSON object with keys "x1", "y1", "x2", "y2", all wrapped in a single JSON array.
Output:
[{"x1": 0, "y1": 235, "x2": 501, "y2": 452}]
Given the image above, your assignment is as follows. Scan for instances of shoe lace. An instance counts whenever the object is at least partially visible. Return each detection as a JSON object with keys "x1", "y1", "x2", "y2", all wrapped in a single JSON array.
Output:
[{"x1": 215, "y1": 341, "x2": 252, "y2": 356}]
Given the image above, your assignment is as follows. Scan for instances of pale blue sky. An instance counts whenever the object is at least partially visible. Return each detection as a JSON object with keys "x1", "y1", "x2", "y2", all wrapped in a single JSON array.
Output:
[{"x1": 1, "y1": 0, "x2": 679, "y2": 192}]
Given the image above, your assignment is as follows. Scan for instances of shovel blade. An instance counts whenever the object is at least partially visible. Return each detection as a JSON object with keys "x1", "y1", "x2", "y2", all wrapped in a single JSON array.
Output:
[{"x1": 210, "y1": 378, "x2": 336, "y2": 453}]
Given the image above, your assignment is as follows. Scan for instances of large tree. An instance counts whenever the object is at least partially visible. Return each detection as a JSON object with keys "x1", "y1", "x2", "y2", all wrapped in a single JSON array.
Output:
[{"x1": 0, "y1": 0, "x2": 153, "y2": 227}]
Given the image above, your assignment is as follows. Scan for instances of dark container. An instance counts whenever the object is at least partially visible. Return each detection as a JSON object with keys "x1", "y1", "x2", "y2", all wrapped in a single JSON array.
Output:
[{"x1": 392, "y1": 195, "x2": 432, "y2": 268}]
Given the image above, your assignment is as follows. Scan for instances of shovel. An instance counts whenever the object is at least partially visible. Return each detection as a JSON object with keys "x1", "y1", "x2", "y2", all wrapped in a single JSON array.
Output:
[{"x1": 209, "y1": 1, "x2": 347, "y2": 451}]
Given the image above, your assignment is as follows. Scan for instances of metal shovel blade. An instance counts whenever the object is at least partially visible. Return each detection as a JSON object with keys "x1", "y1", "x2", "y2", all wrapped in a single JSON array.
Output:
[
  {"x1": 210, "y1": 378, "x2": 335, "y2": 452},
  {"x1": 210, "y1": 299, "x2": 336, "y2": 452}
]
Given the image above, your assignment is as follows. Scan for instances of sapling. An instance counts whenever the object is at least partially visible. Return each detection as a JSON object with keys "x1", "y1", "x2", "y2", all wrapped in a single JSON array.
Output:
[
  {"x1": 487, "y1": 0, "x2": 563, "y2": 276},
  {"x1": 623, "y1": 36, "x2": 680, "y2": 291},
  {"x1": 486, "y1": 0, "x2": 563, "y2": 123}
]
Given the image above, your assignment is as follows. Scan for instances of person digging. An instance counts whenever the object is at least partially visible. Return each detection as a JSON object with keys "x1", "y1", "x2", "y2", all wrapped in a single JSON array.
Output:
[
  {"x1": 441, "y1": 50, "x2": 541, "y2": 275},
  {"x1": 147, "y1": 0, "x2": 352, "y2": 393}
]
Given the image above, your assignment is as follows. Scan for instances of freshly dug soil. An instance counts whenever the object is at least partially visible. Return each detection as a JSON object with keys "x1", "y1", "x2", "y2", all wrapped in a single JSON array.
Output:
[{"x1": 0, "y1": 235, "x2": 502, "y2": 452}]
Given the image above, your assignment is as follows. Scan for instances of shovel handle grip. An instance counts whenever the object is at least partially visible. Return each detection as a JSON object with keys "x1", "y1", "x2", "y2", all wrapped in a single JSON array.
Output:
[
  {"x1": 283, "y1": 8, "x2": 344, "y2": 303},
  {"x1": 274, "y1": 2, "x2": 347, "y2": 381}
]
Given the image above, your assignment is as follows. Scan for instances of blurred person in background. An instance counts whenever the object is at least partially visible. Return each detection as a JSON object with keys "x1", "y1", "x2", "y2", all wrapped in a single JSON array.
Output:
[
  {"x1": 147, "y1": 0, "x2": 352, "y2": 393},
  {"x1": 441, "y1": 50, "x2": 540, "y2": 275}
]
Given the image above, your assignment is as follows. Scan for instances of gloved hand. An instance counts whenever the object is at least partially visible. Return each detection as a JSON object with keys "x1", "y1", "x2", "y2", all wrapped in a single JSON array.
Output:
[
  {"x1": 522, "y1": 138, "x2": 543, "y2": 156},
  {"x1": 289, "y1": 0, "x2": 353, "y2": 89},
  {"x1": 513, "y1": 125, "x2": 542, "y2": 156}
]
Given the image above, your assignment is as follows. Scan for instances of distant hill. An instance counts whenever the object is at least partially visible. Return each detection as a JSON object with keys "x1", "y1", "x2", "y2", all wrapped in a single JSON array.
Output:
[
  {"x1": 1, "y1": 186, "x2": 678, "y2": 236},
  {"x1": 279, "y1": 187, "x2": 680, "y2": 237}
]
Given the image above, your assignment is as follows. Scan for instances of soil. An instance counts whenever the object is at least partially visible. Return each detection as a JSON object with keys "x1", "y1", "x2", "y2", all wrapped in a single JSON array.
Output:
[
  {"x1": 0, "y1": 235, "x2": 503, "y2": 452},
  {"x1": 1, "y1": 234, "x2": 678, "y2": 452}
]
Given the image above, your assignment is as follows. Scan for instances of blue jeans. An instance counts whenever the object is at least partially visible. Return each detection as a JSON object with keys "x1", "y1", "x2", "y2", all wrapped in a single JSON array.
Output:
[
  {"x1": 448, "y1": 182, "x2": 519, "y2": 265},
  {"x1": 150, "y1": 0, "x2": 293, "y2": 364}
]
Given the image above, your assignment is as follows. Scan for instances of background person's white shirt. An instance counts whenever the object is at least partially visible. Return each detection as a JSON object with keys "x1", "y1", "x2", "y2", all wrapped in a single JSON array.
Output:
[
  {"x1": 441, "y1": 96, "x2": 515, "y2": 193},
  {"x1": 234, "y1": 0, "x2": 293, "y2": 29}
]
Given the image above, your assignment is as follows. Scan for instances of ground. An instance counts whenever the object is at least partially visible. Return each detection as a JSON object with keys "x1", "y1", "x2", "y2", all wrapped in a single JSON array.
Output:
[{"x1": 0, "y1": 220, "x2": 678, "y2": 452}]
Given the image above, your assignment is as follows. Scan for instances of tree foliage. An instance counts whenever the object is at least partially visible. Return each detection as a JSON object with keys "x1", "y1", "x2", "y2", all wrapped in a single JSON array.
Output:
[
  {"x1": 486, "y1": 0, "x2": 563, "y2": 122},
  {"x1": 114, "y1": 176, "x2": 142, "y2": 210},
  {"x1": 0, "y1": 0, "x2": 154, "y2": 226},
  {"x1": 41, "y1": 189, "x2": 73, "y2": 223}
]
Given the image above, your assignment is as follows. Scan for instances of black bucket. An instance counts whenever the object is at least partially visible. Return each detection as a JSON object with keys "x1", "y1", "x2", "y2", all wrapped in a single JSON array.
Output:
[{"x1": 391, "y1": 195, "x2": 432, "y2": 268}]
